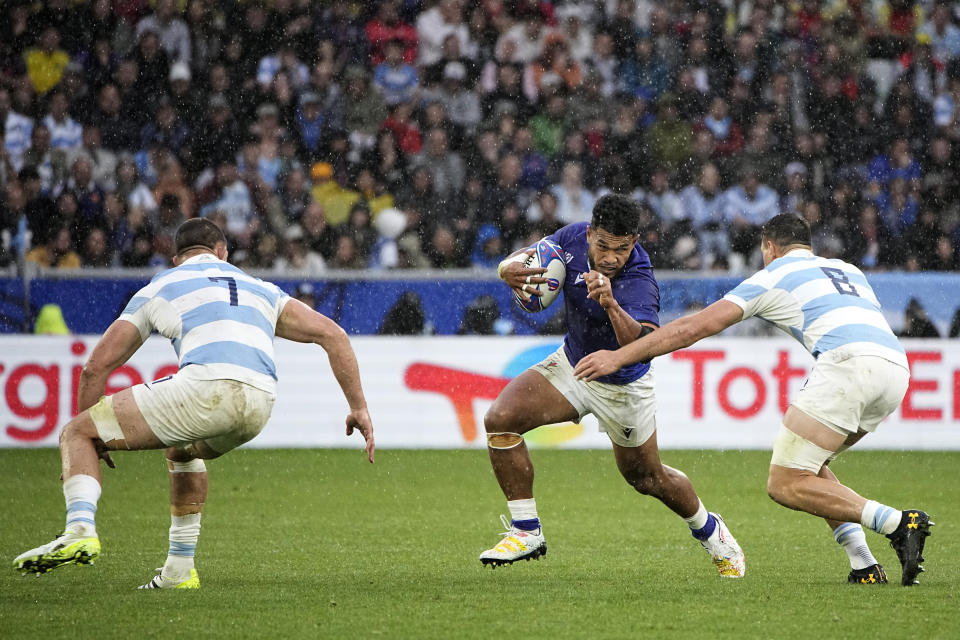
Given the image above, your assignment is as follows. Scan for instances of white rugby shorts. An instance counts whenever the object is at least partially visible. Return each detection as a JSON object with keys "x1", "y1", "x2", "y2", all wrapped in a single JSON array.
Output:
[
  {"x1": 532, "y1": 347, "x2": 656, "y2": 447},
  {"x1": 792, "y1": 346, "x2": 910, "y2": 435},
  {"x1": 129, "y1": 367, "x2": 275, "y2": 454}
]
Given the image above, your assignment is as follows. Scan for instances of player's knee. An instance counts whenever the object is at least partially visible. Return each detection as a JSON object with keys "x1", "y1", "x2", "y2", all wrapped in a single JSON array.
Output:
[
  {"x1": 766, "y1": 471, "x2": 798, "y2": 508},
  {"x1": 483, "y1": 405, "x2": 516, "y2": 434},
  {"x1": 59, "y1": 417, "x2": 92, "y2": 446}
]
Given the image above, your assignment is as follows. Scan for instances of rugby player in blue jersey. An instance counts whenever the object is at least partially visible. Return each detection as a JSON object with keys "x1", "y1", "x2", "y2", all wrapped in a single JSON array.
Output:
[
  {"x1": 576, "y1": 214, "x2": 933, "y2": 586},
  {"x1": 480, "y1": 194, "x2": 745, "y2": 578},
  {"x1": 13, "y1": 219, "x2": 374, "y2": 588}
]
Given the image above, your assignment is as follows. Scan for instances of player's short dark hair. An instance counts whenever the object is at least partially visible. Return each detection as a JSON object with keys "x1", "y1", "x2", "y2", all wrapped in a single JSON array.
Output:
[
  {"x1": 174, "y1": 218, "x2": 225, "y2": 255},
  {"x1": 760, "y1": 214, "x2": 812, "y2": 248},
  {"x1": 591, "y1": 193, "x2": 640, "y2": 237}
]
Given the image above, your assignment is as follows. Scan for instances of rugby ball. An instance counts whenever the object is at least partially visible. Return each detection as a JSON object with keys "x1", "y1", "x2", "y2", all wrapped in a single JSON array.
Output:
[{"x1": 513, "y1": 239, "x2": 566, "y2": 313}]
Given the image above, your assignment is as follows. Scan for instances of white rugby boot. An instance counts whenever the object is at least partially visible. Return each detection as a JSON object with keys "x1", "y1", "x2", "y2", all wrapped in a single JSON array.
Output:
[
  {"x1": 479, "y1": 515, "x2": 547, "y2": 567},
  {"x1": 138, "y1": 567, "x2": 200, "y2": 590},
  {"x1": 699, "y1": 513, "x2": 745, "y2": 578}
]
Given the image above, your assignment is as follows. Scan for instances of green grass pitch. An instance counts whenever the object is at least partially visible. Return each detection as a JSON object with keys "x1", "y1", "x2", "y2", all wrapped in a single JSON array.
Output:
[{"x1": 1, "y1": 448, "x2": 957, "y2": 639}]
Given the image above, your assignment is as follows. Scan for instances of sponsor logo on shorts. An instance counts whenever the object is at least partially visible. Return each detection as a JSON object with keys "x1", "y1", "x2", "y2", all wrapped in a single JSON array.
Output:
[{"x1": 622, "y1": 427, "x2": 634, "y2": 439}]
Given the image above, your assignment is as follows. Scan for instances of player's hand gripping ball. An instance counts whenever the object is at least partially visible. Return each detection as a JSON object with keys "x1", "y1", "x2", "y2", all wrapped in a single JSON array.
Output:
[{"x1": 510, "y1": 239, "x2": 566, "y2": 313}]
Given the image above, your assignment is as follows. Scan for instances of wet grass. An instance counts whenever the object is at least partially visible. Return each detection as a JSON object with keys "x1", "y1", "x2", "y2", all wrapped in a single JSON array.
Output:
[{"x1": 1, "y1": 449, "x2": 957, "y2": 639}]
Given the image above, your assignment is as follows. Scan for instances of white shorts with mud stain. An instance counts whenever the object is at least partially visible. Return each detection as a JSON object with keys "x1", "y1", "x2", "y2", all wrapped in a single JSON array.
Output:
[{"x1": 131, "y1": 367, "x2": 275, "y2": 454}]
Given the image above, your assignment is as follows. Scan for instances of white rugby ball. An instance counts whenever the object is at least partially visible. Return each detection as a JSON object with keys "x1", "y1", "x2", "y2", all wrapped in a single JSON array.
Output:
[{"x1": 513, "y1": 239, "x2": 566, "y2": 313}]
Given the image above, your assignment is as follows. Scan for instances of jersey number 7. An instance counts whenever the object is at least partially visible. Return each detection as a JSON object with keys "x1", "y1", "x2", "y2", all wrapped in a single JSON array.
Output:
[{"x1": 208, "y1": 276, "x2": 239, "y2": 306}]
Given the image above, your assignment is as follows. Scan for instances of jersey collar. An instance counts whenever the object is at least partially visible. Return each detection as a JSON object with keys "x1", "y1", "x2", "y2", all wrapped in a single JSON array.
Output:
[{"x1": 179, "y1": 252, "x2": 221, "y2": 265}]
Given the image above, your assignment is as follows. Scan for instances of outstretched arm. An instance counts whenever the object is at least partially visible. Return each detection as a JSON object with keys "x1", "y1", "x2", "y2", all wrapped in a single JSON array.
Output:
[
  {"x1": 275, "y1": 298, "x2": 374, "y2": 462},
  {"x1": 574, "y1": 300, "x2": 744, "y2": 381},
  {"x1": 78, "y1": 320, "x2": 144, "y2": 413}
]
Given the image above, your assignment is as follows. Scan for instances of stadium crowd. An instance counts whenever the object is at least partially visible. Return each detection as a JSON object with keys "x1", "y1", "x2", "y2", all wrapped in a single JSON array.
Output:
[{"x1": 2, "y1": 0, "x2": 960, "y2": 274}]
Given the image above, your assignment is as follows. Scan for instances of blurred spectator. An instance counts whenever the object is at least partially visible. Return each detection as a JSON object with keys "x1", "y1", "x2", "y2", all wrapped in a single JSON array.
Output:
[
  {"x1": 694, "y1": 97, "x2": 744, "y2": 157},
  {"x1": 293, "y1": 282, "x2": 316, "y2": 309},
  {"x1": 366, "y1": 1, "x2": 417, "y2": 66},
  {"x1": 24, "y1": 25, "x2": 69, "y2": 95},
  {"x1": 457, "y1": 294, "x2": 511, "y2": 335},
  {"x1": 74, "y1": 126, "x2": 117, "y2": 192},
  {"x1": 81, "y1": 227, "x2": 113, "y2": 268},
  {"x1": 42, "y1": 90, "x2": 82, "y2": 155},
  {"x1": 2, "y1": 88, "x2": 33, "y2": 173},
  {"x1": 379, "y1": 291, "x2": 429, "y2": 335},
  {"x1": 374, "y1": 39, "x2": 420, "y2": 106},
  {"x1": 550, "y1": 161, "x2": 595, "y2": 224},
  {"x1": 136, "y1": 0, "x2": 191, "y2": 64},
  {"x1": 900, "y1": 297, "x2": 940, "y2": 337},
  {"x1": 256, "y1": 39, "x2": 308, "y2": 92},
  {"x1": 409, "y1": 128, "x2": 464, "y2": 201},
  {"x1": 26, "y1": 226, "x2": 81, "y2": 268},
  {"x1": 470, "y1": 223, "x2": 505, "y2": 269},
  {"x1": 619, "y1": 37, "x2": 669, "y2": 101},
  {"x1": 21, "y1": 166, "x2": 58, "y2": 245},
  {"x1": 275, "y1": 225, "x2": 326, "y2": 275},
  {"x1": 343, "y1": 65, "x2": 388, "y2": 152},
  {"x1": 417, "y1": 0, "x2": 472, "y2": 67},
  {"x1": 424, "y1": 62, "x2": 482, "y2": 135},
  {"x1": 647, "y1": 95, "x2": 693, "y2": 173},
  {"x1": 679, "y1": 162, "x2": 727, "y2": 269},
  {"x1": 23, "y1": 124, "x2": 67, "y2": 195},
  {"x1": 530, "y1": 93, "x2": 568, "y2": 157},
  {"x1": 310, "y1": 161, "x2": 359, "y2": 227},
  {"x1": 722, "y1": 164, "x2": 779, "y2": 266},
  {"x1": 199, "y1": 159, "x2": 256, "y2": 247}
]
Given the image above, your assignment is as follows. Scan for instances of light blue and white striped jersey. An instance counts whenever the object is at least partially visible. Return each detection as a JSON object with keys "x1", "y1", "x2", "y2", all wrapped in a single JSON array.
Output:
[
  {"x1": 723, "y1": 249, "x2": 907, "y2": 368},
  {"x1": 5, "y1": 111, "x2": 33, "y2": 171},
  {"x1": 42, "y1": 114, "x2": 83, "y2": 153},
  {"x1": 119, "y1": 253, "x2": 291, "y2": 393}
]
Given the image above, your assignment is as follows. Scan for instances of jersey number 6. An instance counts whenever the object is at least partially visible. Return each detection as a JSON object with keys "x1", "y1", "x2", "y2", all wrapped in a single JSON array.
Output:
[{"x1": 208, "y1": 276, "x2": 239, "y2": 306}]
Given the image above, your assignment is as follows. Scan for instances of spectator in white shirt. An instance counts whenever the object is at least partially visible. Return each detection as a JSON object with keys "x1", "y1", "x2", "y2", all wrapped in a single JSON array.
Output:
[
  {"x1": 417, "y1": 0, "x2": 473, "y2": 67},
  {"x1": 135, "y1": 0, "x2": 191, "y2": 64},
  {"x1": 550, "y1": 161, "x2": 596, "y2": 223},
  {"x1": 42, "y1": 90, "x2": 82, "y2": 155}
]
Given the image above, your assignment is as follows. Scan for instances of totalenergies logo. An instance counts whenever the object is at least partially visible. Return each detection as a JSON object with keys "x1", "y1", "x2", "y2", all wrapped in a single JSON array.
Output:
[{"x1": 403, "y1": 343, "x2": 583, "y2": 446}]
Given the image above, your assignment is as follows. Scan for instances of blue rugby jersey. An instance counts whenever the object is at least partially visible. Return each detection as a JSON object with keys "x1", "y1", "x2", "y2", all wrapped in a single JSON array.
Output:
[
  {"x1": 724, "y1": 248, "x2": 907, "y2": 367},
  {"x1": 546, "y1": 222, "x2": 660, "y2": 385},
  {"x1": 119, "y1": 253, "x2": 290, "y2": 392}
]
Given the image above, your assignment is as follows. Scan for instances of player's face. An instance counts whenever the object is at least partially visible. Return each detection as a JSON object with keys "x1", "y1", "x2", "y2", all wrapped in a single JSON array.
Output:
[{"x1": 586, "y1": 226, "x2": 638, "y2": 277}]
